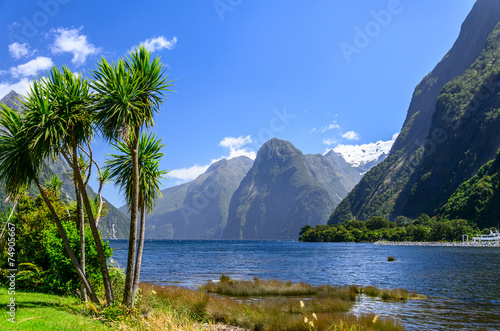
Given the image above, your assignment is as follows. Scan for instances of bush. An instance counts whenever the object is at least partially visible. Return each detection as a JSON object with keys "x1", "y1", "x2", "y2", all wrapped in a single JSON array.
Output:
[{"x1": 0, "y1": 194, "x2": 112, "y2": 295}]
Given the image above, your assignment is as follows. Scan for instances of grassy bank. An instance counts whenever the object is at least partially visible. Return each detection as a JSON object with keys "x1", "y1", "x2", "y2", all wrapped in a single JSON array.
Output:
[
  {"x1": 0, "y1": 277, "x2": 424, "y2": 330},
  {"x1": 0, "y1": 287, "x2": 108, "y2": 330}
]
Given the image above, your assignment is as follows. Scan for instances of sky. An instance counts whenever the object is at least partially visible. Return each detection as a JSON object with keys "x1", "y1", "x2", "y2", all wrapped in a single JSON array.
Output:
[{"x1": 0, "y1": 0, "x2": 477, "y2": 207}]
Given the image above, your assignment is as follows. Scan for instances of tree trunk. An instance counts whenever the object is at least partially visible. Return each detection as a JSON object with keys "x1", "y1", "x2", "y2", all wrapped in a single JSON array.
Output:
[
  {"x1": 123, "y1": 131, "x2": 140, "y2": 308},
  {"x1": 0, "y1": 198, "x2": 18, "y2": 246},
  {"x1": 63, "y1": 147, "x2": 114, "y2": 305},
  {"x1": 73, "y1": 148, "x2": 87, "y2": 303},
  {"x1": 131, "y1": 199, "x2": 146, "y2": 305},
  {"x1": 34, "y1": 177, "x2": 99, "y2": 304},
  {"x1": 76, "y1": 187, "x2": 87, "y2": 302}
]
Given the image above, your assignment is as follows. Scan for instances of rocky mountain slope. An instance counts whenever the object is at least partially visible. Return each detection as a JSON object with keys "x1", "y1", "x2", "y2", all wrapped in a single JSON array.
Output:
[
  {"x1": 222, "y1": 139, "x2": 360, "y2": 239},
  {"x1": 440, "y1": 149, "x2": 500, "y2": 229},
  {"x1": 142, "y1": 156, "x2": 254, "y2": 239},
  {"x1": 330, "y1": 0, "x2": 500, "y2": 223}
]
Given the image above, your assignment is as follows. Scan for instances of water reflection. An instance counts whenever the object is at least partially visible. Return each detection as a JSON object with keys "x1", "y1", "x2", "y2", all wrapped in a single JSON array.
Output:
[{"x1": 352, "y1": 295, "x2": 500, "y2": 330}]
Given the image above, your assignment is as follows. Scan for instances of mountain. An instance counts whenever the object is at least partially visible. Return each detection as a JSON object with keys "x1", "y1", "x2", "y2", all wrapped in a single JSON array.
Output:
[
  {"x1": 440, "y1": 149, "x2": 500, "y2": 229},
  {"x1": 0, "y1": 90, "x2": 23, "y2": 110},
  {"x1": 222, "y1": 139, "x2": 361, "y2": 239},
  {"x1": 322, "y1": 150, "x2": 362, "y2": 193},
  {"x1": 0, "y1": 91, "x2": 129, "y2": 239},
  {"x1": 333, "y1": 137, "x2": 395, "y2": 175},
  {"x1": 141, "y1": 156, "x2": 254, "y2": 239},
  {"x1": 330, "y1": 0, "x2": 500, "y2": 224}
]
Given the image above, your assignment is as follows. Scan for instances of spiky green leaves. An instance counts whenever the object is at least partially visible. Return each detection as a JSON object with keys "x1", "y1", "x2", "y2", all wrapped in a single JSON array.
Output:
[
  {"x1": 22, "y1": 66, "x2": 93, "y2": 159},
  {"x1": 0, "y1": 105, "x2": 38, "y2": 197},
  {"x1": 106, "y1": 132, "x2": 167, "y2": 213},
  {"x1": 92, "y1": 46, "x2": 174, "y2": 144}
]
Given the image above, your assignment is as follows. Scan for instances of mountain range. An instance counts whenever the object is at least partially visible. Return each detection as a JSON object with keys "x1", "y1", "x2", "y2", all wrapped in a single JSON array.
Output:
[
  {"x1": 222, "y1": 139, "x2": 360, "y2": 239},
  {"x1": 330, "y1": 0, "x2": 500, "y2": 225},
  {"x1": 138, "y1": 139, "x2": 362, "y2": 239},
  {"x1": 137, "y1": 156, "x2": 254, "y2": 239}
]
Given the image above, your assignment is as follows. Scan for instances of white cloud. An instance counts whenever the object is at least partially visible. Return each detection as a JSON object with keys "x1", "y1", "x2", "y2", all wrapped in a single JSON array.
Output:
[
  {"x1": 310, "y1": 121, "x2": 340, "y2": 134},
  {"x1": 51, "y1": 27, "x2": 100, "y2": 66},
  {"x1": 10, "y1": 57, "x2": 54, "y2": 78},
  {"x1": 218, "y1": 135, "x2": 256, "y2": 159},
  {"x1": 323, "y1": 138, "x2": 338, "y2": 146},
  {"x1": 392, "y1": 132, "x2": 400, "y2": 141},
  {"x1": 342, "y1": 131, "x2": 361, "y2": 140},
  {"x1": 168, "y1": 135, "x2": 256, "y2": 183},
  {"x1": 8, "y1": 42, "x2": 35, "y2": 60},
  {"x1": 168, "y1": 164, "x2": 210, "y2": 182},
  {"x1": 0, "y1": 78, "x2": 32, "y2": 100},
  {"x1": 219, "y1": 135, "x2": 252, "y2": 149},
  {"x1": 321, "y1": 122, "x2": 340, "y2": 133},
  {"x1": 327, "y1": 133, "x2": 399, "y2": 167},
  {"x1": 139, "y1": 36, "x2": 178, "y2": 52}
]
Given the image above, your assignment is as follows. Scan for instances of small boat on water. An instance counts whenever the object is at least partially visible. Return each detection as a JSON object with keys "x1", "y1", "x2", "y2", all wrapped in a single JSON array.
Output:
[{"x1": 472, "y1": 230, "x2": 500, "y2": 243}]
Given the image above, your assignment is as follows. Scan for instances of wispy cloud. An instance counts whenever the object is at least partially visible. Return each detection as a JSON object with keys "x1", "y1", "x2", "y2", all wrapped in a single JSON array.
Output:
[
  {"x1": 168, "y1": 164, "x2": 210, "y2": 182},
  {"x1": 168, "y1": 135, "x2": 256, "y2": 183},
  {"x1": 0, "y1": 78, "x2": 32, "y2": 100},
  {"x1": 139, "y1": 36, "x2": 178, "y2": 52},
  {"x1": 342, "y1": 131, "x2": 361, "y2": 140},
  {"x1": 10, "y1": 56, "x2": 53, "y2": 78},
  {"x1": 323, "y1": 138, "x2": 338, "y2": 146},
  {"x1": 51, "y1": 27, "x2": 100, "y2": 66},
  {"x1": 9, "y1": 42, "x2": 36, "y2": 60},
  {"x1": 219, "y1": 135, "x2": 256, "y2": 160},
  {"x1": 321, "y1": 122, "x2": 340, "y2": 133},
  {"x1": 310, "y1": 120, "x2": 340, "y2": 134}
]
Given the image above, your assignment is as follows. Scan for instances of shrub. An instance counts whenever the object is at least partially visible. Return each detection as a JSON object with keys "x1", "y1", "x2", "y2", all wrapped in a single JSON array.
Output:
[{"x1": 0, "y1": 194, "x2": 112, "y2": 295}]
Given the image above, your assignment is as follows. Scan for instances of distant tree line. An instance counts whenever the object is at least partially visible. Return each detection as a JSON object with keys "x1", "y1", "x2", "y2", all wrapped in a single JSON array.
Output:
[{"x1": 299, "y1": 215, "x2": 497, "y2": 243}]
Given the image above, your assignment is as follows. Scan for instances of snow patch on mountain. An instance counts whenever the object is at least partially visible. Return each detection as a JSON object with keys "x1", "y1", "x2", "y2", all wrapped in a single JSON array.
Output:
[{"x1": 329, "y1": 133, "x2": 399, "y2": 168}]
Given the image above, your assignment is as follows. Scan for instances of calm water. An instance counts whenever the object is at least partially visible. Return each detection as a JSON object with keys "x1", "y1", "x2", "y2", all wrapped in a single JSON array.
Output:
[{"x1": 108, "y1": 240, "x2": 500, "y2": 330}]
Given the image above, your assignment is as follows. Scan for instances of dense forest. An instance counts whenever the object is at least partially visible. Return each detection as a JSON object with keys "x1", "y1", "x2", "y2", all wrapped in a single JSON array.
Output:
[{"x1": 300, "y1": 215, "x2": 494, "y2": 243}]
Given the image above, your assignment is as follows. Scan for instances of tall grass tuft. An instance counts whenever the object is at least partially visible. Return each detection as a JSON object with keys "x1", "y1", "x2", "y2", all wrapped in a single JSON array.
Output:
[
  {"x1": 104, "y1": 277, "x2": 414, "y2": 330},
  {"x1": 363, "y1": 286, "x2": 425, "y2": 302}
]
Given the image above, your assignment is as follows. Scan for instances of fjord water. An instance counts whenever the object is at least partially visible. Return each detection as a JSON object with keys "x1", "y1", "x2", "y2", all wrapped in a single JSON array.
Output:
[{"x1": 108, "y1": 240, "x2": 500, "y2": 330}]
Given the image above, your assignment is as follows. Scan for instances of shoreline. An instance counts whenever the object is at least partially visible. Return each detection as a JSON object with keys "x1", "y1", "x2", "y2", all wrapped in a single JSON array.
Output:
[{"x1": 374, "y1": 240, "x2": 500, "y2": 247}]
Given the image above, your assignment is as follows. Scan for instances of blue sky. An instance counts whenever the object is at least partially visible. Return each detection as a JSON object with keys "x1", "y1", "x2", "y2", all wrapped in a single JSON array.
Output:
[{"x1": 0, "y1": 0, "x2": 476, "y2": 207}]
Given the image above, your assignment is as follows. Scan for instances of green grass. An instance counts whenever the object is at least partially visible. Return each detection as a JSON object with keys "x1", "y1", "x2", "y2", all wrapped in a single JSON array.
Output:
[
  {"x1": 363, "y1": 286, "x2": 425, "y2": 302},
  {"x1": 201, "y1": 274, "x2": 358, "y2": 300},
  {"x1": 0, "y1": 288, "x2": 109, "y2": 330},
  {"x1": 0, "y1": 277, "x2": 421, "y2": 330},
  {"x1": 138, "y1": 281, "x2": 404, "y2": 331}
]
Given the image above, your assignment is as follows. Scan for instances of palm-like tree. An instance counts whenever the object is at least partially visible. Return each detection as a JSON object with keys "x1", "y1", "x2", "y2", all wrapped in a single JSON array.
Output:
[
  {"x1": 106, "y1": 132, "x2": 167, "y2": 305},
  {"x1": 22, "y1": 67, "x2": 114, "y2": 304},
  {"x1": 44, "y1": 175, "x2": 64, "y2": 197},
  {"x1": 0, "y1": 103, "x2": 100, "y2": 303},
  {"x1": 92, "y1": 46, "x2": 173, "y2": 307}
]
